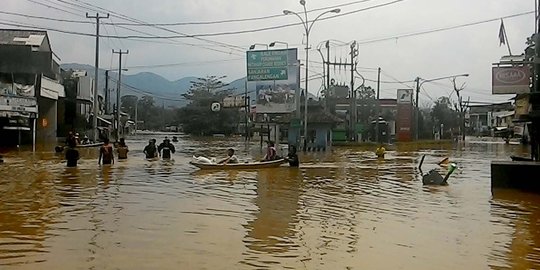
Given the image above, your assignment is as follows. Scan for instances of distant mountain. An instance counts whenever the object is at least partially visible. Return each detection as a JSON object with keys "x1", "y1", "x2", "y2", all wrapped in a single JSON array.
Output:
[
  {"x1": 61, "y1": 63, "x2": 200, "y2": 107},
  {"x1": 60, "y1": 63, "x2": 318, "y2": 108}
]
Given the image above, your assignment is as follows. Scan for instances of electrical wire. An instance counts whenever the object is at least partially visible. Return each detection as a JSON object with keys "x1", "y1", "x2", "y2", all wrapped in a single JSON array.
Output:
[
  {"x1": 357, "y1": 10, "x2": 535, "y2": 45},
  {"x1": 18, "y1": 0, "x2": 405, "y2": 40},
  {"x1": 101, "y1": 0, "x2": 380, "y2": 26},
  {"x1": 70, "y1": 0, "x2": 245, "y2": 52}
]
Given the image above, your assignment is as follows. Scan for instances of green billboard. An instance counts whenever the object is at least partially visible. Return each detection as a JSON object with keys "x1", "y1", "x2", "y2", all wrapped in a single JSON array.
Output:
[{"x1": 247, "y1": 50, "x2": 289, "y2": 81}]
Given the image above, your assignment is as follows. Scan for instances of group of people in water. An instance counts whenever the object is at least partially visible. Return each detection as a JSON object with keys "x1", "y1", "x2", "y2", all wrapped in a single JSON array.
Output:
[
  {"x1": 215, "y1": 141, "x2": 299, "y2": 167},
  {"x1": 64, "y1": 136, "x2": 175, "y2": 167},
  {"x1": 62, "y1": 134, "x2": 299, "y2": 168}
]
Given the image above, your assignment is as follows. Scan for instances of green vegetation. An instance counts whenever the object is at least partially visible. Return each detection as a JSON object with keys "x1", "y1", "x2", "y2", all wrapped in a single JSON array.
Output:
[{"x1": 175, "y1": 75, "x2": 241, "y2": 136}]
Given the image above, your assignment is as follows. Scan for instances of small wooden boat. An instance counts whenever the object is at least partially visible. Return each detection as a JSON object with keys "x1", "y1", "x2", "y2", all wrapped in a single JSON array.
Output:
[
  {"x1": 190, "y1": 159, "x2": 287, "y2": 170},
  {"x1": 77, "y1": 142, "x2": 103, "y2": 148}
]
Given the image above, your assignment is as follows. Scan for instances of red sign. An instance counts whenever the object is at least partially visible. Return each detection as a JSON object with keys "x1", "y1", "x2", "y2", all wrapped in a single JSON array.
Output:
[
  {"x1": 492, "y1": 66, "x2": 531, "y2": 94},
  {"x1": 396, "y1": 104, "x2": 412, "y2": 141}
]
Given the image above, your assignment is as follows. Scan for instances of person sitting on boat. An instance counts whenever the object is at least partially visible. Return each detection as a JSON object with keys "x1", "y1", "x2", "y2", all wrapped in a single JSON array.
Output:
[
  {"x1": 218, "y1": 148, "x2": 239, "y2": 164},
  {"x1": 375, "y1": 145, "x2": 386, "y2": 158},
  {"x1": 81, "y1": 135, "x2": 90, "y2": 145},
  {"x1": 286, "y1": 145, "x2": 299, "y2": 167},
  {"x1": 262, "y1": 141, "x2": 278, "y2": 161}
]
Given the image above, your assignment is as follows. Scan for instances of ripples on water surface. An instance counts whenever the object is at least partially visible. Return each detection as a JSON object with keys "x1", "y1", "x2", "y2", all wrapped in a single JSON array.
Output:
[{"x1": 0, "y1": 135, "x2": 539, "y2": 269}]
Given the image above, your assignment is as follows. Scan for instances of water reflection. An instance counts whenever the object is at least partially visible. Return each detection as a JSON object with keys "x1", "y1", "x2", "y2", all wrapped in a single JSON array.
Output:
[
  {"x1": 243, "y1": 169, "x2": 302, "y2": 253},
  {"x1": 0, "y1": 162, "x2": 57, "y2": 266},
  {"x1": 491, "y1": 189, "x2": 540, "y2": 269},
  {"x1": 0, "y1": 136, "x2": 539, "y2": 269}
]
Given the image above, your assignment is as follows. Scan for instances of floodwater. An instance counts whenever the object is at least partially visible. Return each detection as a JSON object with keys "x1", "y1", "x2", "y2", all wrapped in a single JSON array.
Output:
[{"x1": 0, "y1": 134, "x2": 538, "y2": 269}]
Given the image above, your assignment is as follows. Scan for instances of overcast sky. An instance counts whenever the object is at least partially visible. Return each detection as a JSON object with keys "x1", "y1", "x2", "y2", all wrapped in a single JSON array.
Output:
[{"x1": 2, "y1": 0, "x2": 536, "y2": 105}]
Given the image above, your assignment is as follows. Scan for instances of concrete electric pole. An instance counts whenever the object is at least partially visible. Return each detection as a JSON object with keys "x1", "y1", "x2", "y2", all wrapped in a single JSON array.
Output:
[
  {"x1": 86, "y1": 12, "x2": 109, "y2": 142},
  {"x1": 112, "y1": 49, "x2": 129, "y2": 142}
]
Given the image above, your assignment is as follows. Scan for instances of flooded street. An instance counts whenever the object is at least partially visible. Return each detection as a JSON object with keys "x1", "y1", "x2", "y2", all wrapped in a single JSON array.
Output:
[{"x1": 1, "y1": 135, "x2": 539, "y2": 269}]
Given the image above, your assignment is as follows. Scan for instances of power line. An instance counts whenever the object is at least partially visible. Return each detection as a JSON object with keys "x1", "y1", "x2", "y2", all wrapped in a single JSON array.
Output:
[
  {"x1": 357, "y1": 10, "x2": 535, "y2": 45},
  {"x1": 25, "y1": 0, "x2": 246, "y2": 54},
  {"x1": 71, "y1": 0, "x2": 245, "y2": 52},
  {"x1": 20, "y1": 0, "x2": 403, "y2": 39},
  {"x1": 25, "y1": 0, "x2": 81, "y2": 17},
  {"x1": 109, "y1": 77, "x2": 185, "y2": 101},
  {"x1": 0, "y1": 10, "x2": 90, "y2": 23},
  {"x1": 102, "y1": 0, "x2": 380, "y2": 26},
  {"x1": 10, "y1": 3, "x2": 533, "y2": 56},
  {"x1": 87, "y1": 0, "x2": 408, "y2": 39},
  {"x1": 125, "y1": 58, "x2": 244, "y2": 69}
]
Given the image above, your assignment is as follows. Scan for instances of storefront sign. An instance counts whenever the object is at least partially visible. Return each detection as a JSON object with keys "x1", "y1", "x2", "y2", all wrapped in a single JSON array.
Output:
[{"x1": 492, "y1": 66, "x2": 531, "y2": 94}]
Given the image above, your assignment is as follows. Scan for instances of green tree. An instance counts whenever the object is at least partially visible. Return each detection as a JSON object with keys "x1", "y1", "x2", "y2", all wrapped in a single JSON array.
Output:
[
  {"x1": 431, "y1": 97, "x2": 459, "y2": 139},
  {"x1": 176, "y1": 76, "x2": 240, "y2": 136},
  {"x1": 356, "y1": 85, "x2": 377, "y2": 139}
]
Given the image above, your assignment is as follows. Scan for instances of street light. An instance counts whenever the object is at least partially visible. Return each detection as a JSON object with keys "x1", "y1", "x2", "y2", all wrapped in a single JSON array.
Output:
[
  {"x1": 414, "y1": 73, "x2": 469, "y2": 140},
  {"x1": 249, "y1": 43, "x2": 268, "y2": 50},
  {"x1": 283, "y1": 1, "x2": 340, "y2": 151},
  {"x1": 269, "y1": 41, "x2": 289, "y2": 48}
]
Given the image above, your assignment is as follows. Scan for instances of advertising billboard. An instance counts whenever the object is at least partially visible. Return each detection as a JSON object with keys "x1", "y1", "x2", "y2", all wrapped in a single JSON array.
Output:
[
  {"x1": 397, "y1": 89, "x2": 413, "y2": 104},
  {"x1": 492, "y1": 66, "x2": 531, "y2": 94},
  {"x1": 396, "y1": 89, "x2": 413, "y2": 141},
  {"x1": 247, "y1": 48, "x2": 299, "y2": 114}
]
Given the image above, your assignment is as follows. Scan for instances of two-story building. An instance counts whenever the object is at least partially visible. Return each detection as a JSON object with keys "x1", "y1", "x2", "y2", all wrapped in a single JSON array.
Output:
[{"x1": 0, "y1": 29, "x2": 64, "y2": 147}]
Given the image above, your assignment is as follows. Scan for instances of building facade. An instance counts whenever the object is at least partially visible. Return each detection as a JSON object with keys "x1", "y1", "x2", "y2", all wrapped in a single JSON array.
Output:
[{"x1": 0, "y1": 29, "x2": 64, "y2": 147}]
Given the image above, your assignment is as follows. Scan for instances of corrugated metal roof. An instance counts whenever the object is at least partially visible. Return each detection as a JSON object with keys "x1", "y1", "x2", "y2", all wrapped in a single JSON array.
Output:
[{"x1": 0, "y1": 29, "x2": 47, "y2": 46}]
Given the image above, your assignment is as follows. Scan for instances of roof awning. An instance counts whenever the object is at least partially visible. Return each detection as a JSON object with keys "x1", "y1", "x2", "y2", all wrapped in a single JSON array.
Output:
[
  {"x1": 97, "y1": 116, "x2": 111, "y2": 125},
  {"x1": 496, "y1": 112, "x2": 514, "y2": 118}
]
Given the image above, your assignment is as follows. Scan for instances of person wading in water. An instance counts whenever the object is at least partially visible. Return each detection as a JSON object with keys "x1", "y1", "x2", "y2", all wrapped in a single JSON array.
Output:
[
  {"x1": 144, "y1": 139, "x2": 158, "y2": 159},
  {"x1": 98, "y1": 138, "x2": 114, "y2": 165},
  {"x1": 117, "y1": 138, "x2": 129, "y2": 160},
  {"x1": 65, "y1": 140, "x2": 80, "y2": 167},
  {"x1": 158, "y1": 138, "x2": 176, "y2": 160}
]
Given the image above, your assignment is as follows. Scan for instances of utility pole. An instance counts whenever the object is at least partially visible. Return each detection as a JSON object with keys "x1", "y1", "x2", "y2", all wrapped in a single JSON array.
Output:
[
  {"x1": 104, "y1": 70, "x2": 109, "y2": 114},
  {"x1": 452, "y1": 77, "x2": 467, "y2": 141},
  {"x1": 324, "y1": 40, "x2": 357, "y2": 141},
  {"x1": 113, "y1": 49, "x2": 128, "y2": 142},
  {"x1": 244, "y1": 79, "x2": 249, "y2": 141},
  {"x1": 414, "y1": 77, "x2": 420, "y2": 141},
  {"x1": 376, "y1": 67, "x2": 381, "y2": 143},
  {"x1": 350, "y1": 42, "x2": 357, "y2": 141},
  {"x1": 326, "y1": 40, "x2": 330, "y2": 89},
  {"x1": 532, "y1": 0, "x2": 540, "y2": 161},
  {"x1": 86, "y1": 12, "x2": 109, "y2": 142}
]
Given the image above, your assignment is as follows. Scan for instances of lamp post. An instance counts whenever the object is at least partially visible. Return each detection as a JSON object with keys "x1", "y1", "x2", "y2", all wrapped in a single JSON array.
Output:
[
  {"x1": 249, "y1": 43, "x2": 268, "y2": 50},
  {"x1": 269, "y1": 41, "x2": 289, "y2": 49},
  {"x1": 284, "y1": 1, "x2": 340, "y2": 151},
  {"x1": 414, "y1": 73, "x2": 469, "y2": 140}
]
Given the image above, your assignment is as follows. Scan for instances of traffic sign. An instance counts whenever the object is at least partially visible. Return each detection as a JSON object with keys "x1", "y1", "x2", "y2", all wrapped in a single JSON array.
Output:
[{"x1": 247, "y1": 49, "x2": 289, "y2": 81}]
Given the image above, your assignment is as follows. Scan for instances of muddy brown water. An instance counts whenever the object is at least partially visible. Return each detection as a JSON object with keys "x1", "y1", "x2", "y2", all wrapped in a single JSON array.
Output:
[{"x1": 0, "y1": 135, "x2": 538, "y2": 269}]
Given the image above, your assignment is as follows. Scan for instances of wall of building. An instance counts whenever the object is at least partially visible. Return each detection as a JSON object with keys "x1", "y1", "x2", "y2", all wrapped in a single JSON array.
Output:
[{"x1": 37, "y1": 96, "x2": 57, "y2": 142}]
